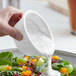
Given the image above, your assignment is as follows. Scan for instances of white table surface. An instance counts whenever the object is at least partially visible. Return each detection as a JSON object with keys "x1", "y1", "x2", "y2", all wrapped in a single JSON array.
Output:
[{"x1": 0, "y1": 0, "x2": 76, "y2": 54}]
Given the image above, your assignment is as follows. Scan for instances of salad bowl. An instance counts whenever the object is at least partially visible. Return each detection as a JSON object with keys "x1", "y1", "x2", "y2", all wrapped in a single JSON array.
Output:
[{"x1": 0, "y1": 48, "x2": 76, "y2": 76}]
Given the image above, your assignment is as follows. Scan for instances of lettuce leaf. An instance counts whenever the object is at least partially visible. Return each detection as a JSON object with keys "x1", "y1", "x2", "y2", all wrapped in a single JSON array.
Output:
[
  {"x1": 35, "y1": 63, "x2": 47, "y2": 73},
  {"x1": 0, "y1": 52, "x2": 13, "y2": 66},
  {"x1": 0, "y1": 51, "x2": 13, "y2": 61},
  {"x1": 69, "y1": 67, "x2": 76, "y2": 76},
  {"x1": 0, "y1": 60, "x2": 12, "y2": 66}
]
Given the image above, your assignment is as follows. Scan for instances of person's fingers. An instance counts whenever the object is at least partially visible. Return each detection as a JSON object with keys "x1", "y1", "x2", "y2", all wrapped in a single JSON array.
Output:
[
  {"x1": 8, "y1": 13, "x2": 22, "y2": 26},
  {"x1": 6, "y1": 6, "x2": 23, "y2": 13},
  {"x1": 5, "y1": 6, "x2": 23, "y2": 21},
  {"x1": 0, "y1": 6, "x2": 23, "y2": 40},
  {"x1": 3, "y1": 24, "x2": 23, "y2": 40},
  {"x1": 4, "y1": 6, "x2": 23, "y2": 40}
]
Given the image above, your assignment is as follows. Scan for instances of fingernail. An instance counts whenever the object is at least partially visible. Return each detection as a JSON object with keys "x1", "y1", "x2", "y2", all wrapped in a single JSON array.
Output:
[{"x1": 15, "y1": 33, "x2": 23, "y2": 40}]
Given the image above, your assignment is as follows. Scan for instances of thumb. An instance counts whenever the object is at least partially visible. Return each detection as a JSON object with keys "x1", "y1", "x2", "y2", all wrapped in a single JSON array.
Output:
[{"x1": 3, "y1": 24, "x2": 23, "y2": 40}]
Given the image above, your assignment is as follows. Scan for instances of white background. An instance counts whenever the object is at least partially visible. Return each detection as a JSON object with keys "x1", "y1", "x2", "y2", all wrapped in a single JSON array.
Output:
[{"x1": 0, "y1": 0, "x2": 76, "y2": 54}]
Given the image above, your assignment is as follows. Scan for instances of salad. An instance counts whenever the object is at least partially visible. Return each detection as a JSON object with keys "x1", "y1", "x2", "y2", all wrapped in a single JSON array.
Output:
[{"x1": 0, "y1": 51, "x2": 75, "y2": 76}]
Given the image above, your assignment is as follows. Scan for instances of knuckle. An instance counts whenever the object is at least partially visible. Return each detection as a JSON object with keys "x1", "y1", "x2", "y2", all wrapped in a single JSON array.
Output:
[
  {"x1": 5, "y1": 27, "x2": 16, "y2": 37},
  {"x1": 10, "y1": 29, "x2": 19, "y2": 37},
  {"x1": 7, "y1": 6, "x2": 13, "y2": 9},
  {"x1": 5, "y1": 6, "x2": 14, "y2": 13}
]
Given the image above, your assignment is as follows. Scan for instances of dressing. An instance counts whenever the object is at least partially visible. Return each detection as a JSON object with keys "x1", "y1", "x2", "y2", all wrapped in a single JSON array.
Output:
[{"x1": 47, "y1": 56, "x2": 60, "y2": 76}]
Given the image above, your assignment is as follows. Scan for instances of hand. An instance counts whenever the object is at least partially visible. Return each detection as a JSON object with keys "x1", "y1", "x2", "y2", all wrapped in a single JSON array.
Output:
[{"x1": 0, "y1": 6, "x2": 23, "y2": 40}]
